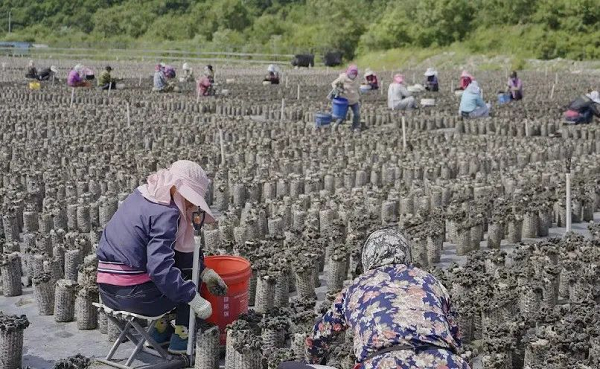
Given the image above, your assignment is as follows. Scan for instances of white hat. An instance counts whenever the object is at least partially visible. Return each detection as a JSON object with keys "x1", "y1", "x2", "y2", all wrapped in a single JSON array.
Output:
[
  {"x1": 587, "y1": 91, "x2": 600, "y2": 104},
  {"x1": 182, "y1": 62, "x2": 190, "y2": 70},
  {"x1": 28, "y1": 60, "x2": 34, "y2": 67},
  {"x1": 50, "y1": 66, "x2": 58, "y2": 73},
  {"x1": 74, "y1": 64, "x2": 83, "y2": 72},
  {"x1": 267, "y1": 64, "x2": 276, "y2": 73},
  {"x1": 424, "y1": 67, "x2": 437, "y2": 77}
]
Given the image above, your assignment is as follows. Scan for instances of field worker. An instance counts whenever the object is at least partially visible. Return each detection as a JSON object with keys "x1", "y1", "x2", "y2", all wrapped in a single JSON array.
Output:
[
  {"x1": 458, "y1": 70, "x2": 473, "y2": 90},
  {"x1": 264, "y1": 64, "x2": 280, "y2": 84},
  {"x1": 68, "y1": 64, "x2": 89, "y2": 87},
  {"x1": 364, "y1": 68, "x2": 379, "y2": 90},
  {"x1": 82, "y1": 66, "x2": 95, "y2": 81},
  {"x1": 388, "y1": 74, "x2": 416, "y2": 110},
  {"x1": 25, "y1": 60, "x2": 38, "y2": 79},
  {"x1": 424, "y1": 67, "x2": 439, "y2": 92},
  {"x1": 507, "y1": 71, "x2": 523, "y2": 101},
  {"x1": 197, "y1": 65, "x2": 215, "y2": 96},
  {"x1": 37, "y1": 66, "x2": 58, "y2": 81},
  {"x1": 331, "y1": 64, "x2": 361, "y2": 131},
  {"x1": 279, "y1": 229, "x2": 469, "y2": 369},
  {"x1": 153, "y1": 63, "x2": 178, "y2": 92},
  {"x1": 564, "y1": 90, "x2": 600, "y2": 124},
  {"x1": 180, "y1": 62, "x2": 194, "y2": 82},
  {"x1": 98, "y1": 66, "x2": 117, "y2": 90},
  {"x1": 97, "y1": 160, "x2": 228, "y2": 354},
  {"x1": 459, "y1": 81, "x2": 490, "y2": 118}
]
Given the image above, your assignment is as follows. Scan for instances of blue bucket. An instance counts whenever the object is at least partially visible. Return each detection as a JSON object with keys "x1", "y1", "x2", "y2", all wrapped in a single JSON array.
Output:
[
  {"x1": 332, "y1": 97, "x2": 349, "y2": 119},
  {"x1": 497, "y1": 93, "x2": 510, "y2": 105},
  {"x1": 315, "y1": 112, "x2": 332, "y2": 127}
]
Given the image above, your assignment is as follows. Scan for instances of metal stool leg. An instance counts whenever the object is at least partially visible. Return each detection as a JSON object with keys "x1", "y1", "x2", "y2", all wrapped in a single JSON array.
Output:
[
  {"x1": 106, "y1": 318, "x2": 132, "y2": 360},
  {"x1": 131, "y1": 319, "x2": 172, "y2": 359}
]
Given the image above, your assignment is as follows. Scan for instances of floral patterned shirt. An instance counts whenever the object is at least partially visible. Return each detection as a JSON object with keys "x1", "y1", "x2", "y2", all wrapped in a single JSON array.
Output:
[{"x1": 306, "y1": 264, "x2": 470, "y2": 369}]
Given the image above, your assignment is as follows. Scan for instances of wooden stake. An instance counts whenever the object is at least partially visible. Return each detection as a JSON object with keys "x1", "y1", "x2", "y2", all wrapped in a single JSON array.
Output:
[
  {"x1": 281, "y1": 98, "x2": 285, "y2": 122},
  {"x1": 126, "y1": 103, "x2": 131, "y2": 127},
  {"x1": 401, "y1": 115, "x2": 407, "y2": 150},
  {"x1": 219, "y1": 129, "x2": 226, "y2": 165},
  {"x1": 451, "y1": 80, "x2": 454, "y2": 92},
  {"x1": 196, "y1": 87, "x2": 200, "y2": 103},
  {"x1": 70, "y1": 88, "x2": 75, "y2": 108},
  {"x1": 108, "y1": 82, "x2": 111, "y2": 97},
  {"x1": 566, "y1": 172, "x2": 572, "y2": 232},
  {"x1": 550, "y1": 84, "x2": 555, "y2": 100},
  {"x1": 285, "y1": 77, "x2": 288, "y2": 88},
  {"x1": 138, "y1": 75, "x2": 142, "y2": 86},
  {"x1": 555, "y1": 72, "x2": 558, "y2": 84},
  {"x1": 297, "y1": 84, "x2": 300, "y2": 100}
]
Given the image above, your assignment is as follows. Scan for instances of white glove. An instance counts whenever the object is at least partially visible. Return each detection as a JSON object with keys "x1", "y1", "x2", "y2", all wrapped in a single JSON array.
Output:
[
  {"x1": 188, "y1": 293, "x2": 212, "y2": 319},
  {"x1": 201, "y1": 268, "x2": 228, "y2": 296}
]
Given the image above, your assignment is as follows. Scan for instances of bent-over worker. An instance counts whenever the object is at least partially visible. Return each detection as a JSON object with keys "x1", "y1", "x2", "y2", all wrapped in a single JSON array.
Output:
[
  {"x1": 264, "y1": 64, "x2": 280, "y2": 85},
  {"x1": 197, "y1": 65, "x2": 215, "y2": 96},
  {"x1": 96, "y1": 160, "x2": 228, "y2": 354},
  {"x1": 331, "y1": 64, "x2": 361, "y2": 131},
  {"x1": 25, "y1": 60, "x2": 38, "y2": 79},
  {"x1": 68, "y1": 65, "x2": 89, "y2": 87},
  {"x1": 180, "y1": 63, "x2": 194, "y2": 83},
  {"x1": 279, "y1": 229, "x2": 469, "y2": 369}
]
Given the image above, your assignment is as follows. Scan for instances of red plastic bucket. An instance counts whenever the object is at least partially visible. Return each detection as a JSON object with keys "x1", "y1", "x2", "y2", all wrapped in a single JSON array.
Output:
[{"x1": 200, "y1": 255, "x2": 251, "y2": 345}]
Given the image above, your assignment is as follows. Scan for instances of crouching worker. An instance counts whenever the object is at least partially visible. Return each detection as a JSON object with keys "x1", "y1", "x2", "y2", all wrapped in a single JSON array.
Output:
[
  {"x1": 424, "y1": 67, "x2": 439, "y2": 92},
  {"x1": 364, "y1": 68, "x2": 379, "y2": 90},
  {"x1": 153, "y1": 64, "x2": 179, "y2": 92},
  {"x1": 564, "y1": 91, "x2": 600, "y2": 124},
  {"x1": 197, "y1": 65, "x2": 215, "y2": 96},
  {"x1": 98, "y1": 66, "x2": 118, "y2": 90},
  {"x1": 278, "y1": 229, "x2": 469, "y2": 369},
  {"x1": 68, "y1": 64, "x2": 90, "y2": 87},
  {"x1": 459, "y1": 81, "x2": 490, "y2": 118},
  {"x1": 97, "y1": 160, "x2": 228, "y2": 354},
  {"x1": 388, "y1": 74, "x2": 416, "y2": 111},
  {"x1": 264, "y1": 64, "x2": 280, "y2": 85},
  {"x1": 25, "y1": 60, "x2": 38, "y2": 79},
  {"x1": 37, "y1": 66, "x2": 58, "y2": 81}
]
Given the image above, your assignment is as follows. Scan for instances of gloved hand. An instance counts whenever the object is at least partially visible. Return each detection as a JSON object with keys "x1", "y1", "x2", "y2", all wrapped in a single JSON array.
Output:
[
  {"x1": 201, "y1": 268, "x2": 228, "y2": 296},
  {"x1": 188, "y1": 293, "x2": 212, "y2": 319}
]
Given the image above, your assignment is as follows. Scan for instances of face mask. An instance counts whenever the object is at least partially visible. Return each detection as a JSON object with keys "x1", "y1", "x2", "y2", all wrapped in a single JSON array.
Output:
[{"x1": 348, "y1": 73, "x2": 357, "y2": 80}]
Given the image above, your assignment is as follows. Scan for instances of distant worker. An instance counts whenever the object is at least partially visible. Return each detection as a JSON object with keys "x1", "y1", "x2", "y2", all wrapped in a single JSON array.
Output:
[
  {"x1": 82, "y1": 67, "x2": 95, "y2": 81},
  {"x1": 459, "y1": 81, "x2": 490, "y2": 118},
  {"x1": 331, "y1": 64, "x2": 361, "y2": 131},
  {"x1": 424, "y1": 67, "x2": 439, "y2": 92},
  {"x1": 264, "y1": 64, "x2": 280, "y2": 85},
  {"x1": 180, "y1": 63, "x2": 194, "y2": 83},
  {"x1": 458, "y1": 70, "x2": 473, "y2": 90},
  {"x1": 68, "y1": 65, "x2": 89, "y2": 88},
  {"x1": 507, "y1": 71, "x2": 523, "y2": 101},
  {"x1": 197, "y1": 65, "x2": 215, "y2": 96},
  {"x1": 37, "y1": 66, "x2": 58, "y2": 81},
  {"x1": 98, "y1": 66, "x2": 117, "y2": 90},
  {"x1": 25, "y1": 60, "x2": 38, "y2": 79},
  {"x1": 388, "y1": 74, "x2": 416, "y2": 111},
  {"x1": 564, "y1": 91, "x2": 600, "y2": 124},
  {"x1": 153, "y1": 64, "x2": 178, "y2": 93},
  {"x1": 363, "y1": 68, "x2": 379, "y2": 90}
]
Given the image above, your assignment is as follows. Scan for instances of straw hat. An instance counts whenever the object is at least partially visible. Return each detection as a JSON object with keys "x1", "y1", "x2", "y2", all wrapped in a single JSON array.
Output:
[
  {"x1": 365, "y1": 68, "x2": 374, "y2": 77},
  {"x1": 424, "y1": 68, "x2": 437, "y2": 77},
  {"x1": 587, "y1": 91, "x2": 600, "y2": 104}
]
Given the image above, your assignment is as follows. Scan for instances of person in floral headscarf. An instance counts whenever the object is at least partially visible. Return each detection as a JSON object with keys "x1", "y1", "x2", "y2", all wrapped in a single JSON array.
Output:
[{"x1": 280, "y1": 228, "x2": 469, "y2": 369}]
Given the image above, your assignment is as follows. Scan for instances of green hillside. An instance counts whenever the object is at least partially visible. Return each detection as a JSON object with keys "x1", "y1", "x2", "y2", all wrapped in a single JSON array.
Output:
[{"x1": 1, "y1": 0, "x2": 598, "y2": 61}]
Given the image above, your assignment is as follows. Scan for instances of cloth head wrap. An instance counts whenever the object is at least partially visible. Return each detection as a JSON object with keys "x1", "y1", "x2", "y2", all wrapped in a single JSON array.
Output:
[{"x1": 362, "y1": 228, "x2": 412, "y2": 271}]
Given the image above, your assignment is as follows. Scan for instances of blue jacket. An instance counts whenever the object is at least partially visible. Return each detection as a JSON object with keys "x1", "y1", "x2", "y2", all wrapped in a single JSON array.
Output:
[
  {"x1": 97, "y1": 190, "x2": 202, "y2": 303},
  {"x1": 459, "y1": 89, "x2": 486, "y2": 113}
]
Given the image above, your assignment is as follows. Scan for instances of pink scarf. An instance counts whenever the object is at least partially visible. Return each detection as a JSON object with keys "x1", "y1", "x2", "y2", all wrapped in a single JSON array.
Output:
[{"x1": 138, "y1": 169, "x2": 195, "y2": 253}]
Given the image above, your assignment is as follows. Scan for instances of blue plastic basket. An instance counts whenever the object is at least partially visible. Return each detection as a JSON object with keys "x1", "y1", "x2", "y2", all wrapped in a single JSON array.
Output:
[
  {"x1": 332, "y1": 97, "x2": 349, "y2": 120},
  {"x1": 497, "y1": 93, "x2": 510, "y2": 105},
  {"x1": 315, "y1": 112, "x2": 332, "y2": 127}
]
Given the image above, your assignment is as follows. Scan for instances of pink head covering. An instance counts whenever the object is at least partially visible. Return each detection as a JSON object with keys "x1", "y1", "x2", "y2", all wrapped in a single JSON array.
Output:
[
  {"x1": 155, "y1": 63, "x2": 164, "y2": 71},
  {"x1": 138, "y1": 160, "x2": 215, "y2": 252},
  {"x1": 461, "y1": 70, "x2": 472, "y2": 79},
  {"x1": 346, "y1": 65, "x2": 358, "y2": 78},
  {"x1": 393, "y1": 74, "x2": 404, "y2": 84}
]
